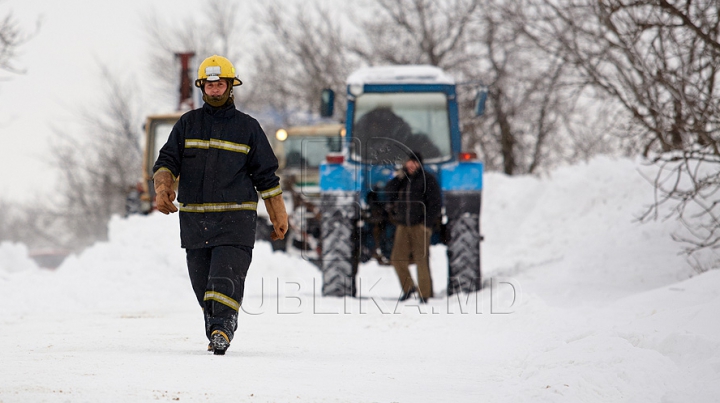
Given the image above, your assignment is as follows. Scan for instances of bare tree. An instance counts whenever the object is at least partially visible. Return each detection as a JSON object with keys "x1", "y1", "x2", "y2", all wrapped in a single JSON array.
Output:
[
  {"x1": 4, "y1": 2, "x2": 249, "y2": 252},
  {"x1": 0, "y1": 1, "x2": 38, "y2": 77},
  {"x1": 0, "y1": 198, "x2": 22, "y2": 244},
  {"x1": 0, "y1": 6, "x2": 24, "y2": 74},
  {"x1": 0, "y1": 199, "x2": 61, "y2": 249},
  {"x1": 471, "y1": 3, "x2": 573, "y2": 175},
  {"x1": 159, "y1": 0, "x2": 618, "y2": 177},
  {"x1": 48, "y1": 64, "x2": 143, "y2": 250},
  {"x1": 0, "y1": 4, "x2": 55, "y2": 250},
  {"x1": 350, "y1": 0, "x2": 482, "y2": 68},
  {"x1": 522, "y1": 0, "x2": 719, "y2": 155},
  {"x1": 349, "y1": 0, "x2": 597, "y2": 175},
  {"x1": 142, "y1": 0, "x2": 243, "y2": 110},
  {"x1": 247, "y1": 1, "x2": 355, "y2": 124},
  {"x1": 521, "y1": 0, "x2": 720, "y2": 263}
]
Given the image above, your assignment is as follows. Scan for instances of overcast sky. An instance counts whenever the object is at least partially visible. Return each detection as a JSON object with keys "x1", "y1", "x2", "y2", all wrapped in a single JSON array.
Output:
[
  {"x1": 0, "y1": 0, "x2": 225, "y2": 202},
  {"x1": 0, "y1": 0, "x2": 353, "y2": 204}
]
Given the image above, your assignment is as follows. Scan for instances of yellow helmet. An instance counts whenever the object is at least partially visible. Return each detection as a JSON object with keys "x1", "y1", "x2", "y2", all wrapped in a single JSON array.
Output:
[{"x1": 194, "y1": 55, "x2": 242, "y2": 87}]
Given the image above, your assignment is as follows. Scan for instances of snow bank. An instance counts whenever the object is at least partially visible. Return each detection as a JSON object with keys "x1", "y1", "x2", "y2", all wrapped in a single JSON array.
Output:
[
  {"x1": 0, "y1": 242, "x2": 39, "y2": 274},
  {"x1": 1, "y1": 156, "x2": 718, "y2": 402},
  {"x1": 483, "y1": 156, "x2": 696, "y2": 305}
]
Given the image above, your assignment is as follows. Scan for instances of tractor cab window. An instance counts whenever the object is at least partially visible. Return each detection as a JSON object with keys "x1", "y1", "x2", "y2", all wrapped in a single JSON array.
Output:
[
  {"x1": 283, "y1": 136, "x2": 342, "y2": 169},
  {"x1": 148, "y1": 120, "x2": 176, "y2": 178},
  {"x1": 351, "y1": 92, "x2": 451, "y2": 164}
]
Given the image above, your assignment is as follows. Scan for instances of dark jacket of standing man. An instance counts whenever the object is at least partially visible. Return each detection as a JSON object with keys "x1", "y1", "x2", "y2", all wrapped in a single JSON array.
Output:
[
  {"x1": 385, "y1": 152, "x2": 441, "y2": 302},
  {"x1": 152, "y1": 55, "x2": 288, "y2": 355}
]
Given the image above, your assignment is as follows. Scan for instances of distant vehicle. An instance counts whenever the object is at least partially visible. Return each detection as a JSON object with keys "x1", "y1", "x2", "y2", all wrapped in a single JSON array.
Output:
[
  {"x1": 257, "y1": 123, "x2": 344, "y2": 260},
  {"x1": 317, "y1": 65, "x2": 487, "y2": 296},
  {"x1": 272, "y1": 123, "x2": 345, "y2": 195},
  {"x1": 29, "y1": 249, "x2": 71, "y2": 269},
  {"x1": 129, "y1": 110, "x2": 343, "y2": 255},
  {"x1": 126, "y1": 112, "x2": 184, "y2": 216}
]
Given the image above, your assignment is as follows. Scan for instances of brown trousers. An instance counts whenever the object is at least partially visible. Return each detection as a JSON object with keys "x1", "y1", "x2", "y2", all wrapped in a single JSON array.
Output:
[{"x1": 391, "y1": 224, "x2": 434, "y2": 299}]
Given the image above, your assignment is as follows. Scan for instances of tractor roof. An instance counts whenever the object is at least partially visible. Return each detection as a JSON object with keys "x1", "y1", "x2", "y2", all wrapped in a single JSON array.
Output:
[{"x1": 347, "y1": 65, "x2": 454, "y2": 86}]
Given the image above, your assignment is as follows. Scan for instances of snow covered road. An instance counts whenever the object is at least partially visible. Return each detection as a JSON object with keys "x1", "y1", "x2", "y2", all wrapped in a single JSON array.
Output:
[{"x1": 2, "y1": 157, "x2": 719, "y2": 402}]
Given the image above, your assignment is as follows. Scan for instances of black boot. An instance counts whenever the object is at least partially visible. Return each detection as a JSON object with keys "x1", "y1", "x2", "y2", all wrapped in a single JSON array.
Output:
[
  {"x1": 210, "y1": 330, "x2": 231, "y2": 355},
  {"x1": 398, "y1": 287, "x2": 417, "y2": 301},
  {"x1": 205, "y1": 313, "x2": 237, "y2": 355}
]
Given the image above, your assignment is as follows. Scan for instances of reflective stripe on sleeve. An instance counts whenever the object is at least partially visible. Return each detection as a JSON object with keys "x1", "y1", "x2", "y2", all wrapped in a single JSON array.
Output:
[
  {"x1": 204, "y1": 291, "x2": 240, "y2": 311},
  {"x1": 179, "y1": 202, "x2": 258, "y2": 213},
  {"x1": 260, "y1": 186, "x2": 282, "y2": 199},
  {"x1": 184, "y1": 139, "x2": 250, "y2": 154}
]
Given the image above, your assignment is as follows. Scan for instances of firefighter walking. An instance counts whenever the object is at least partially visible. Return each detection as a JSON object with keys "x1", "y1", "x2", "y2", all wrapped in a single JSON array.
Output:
[{"x1": 153, "y1": 55, "x2": 288, "y2": 355}]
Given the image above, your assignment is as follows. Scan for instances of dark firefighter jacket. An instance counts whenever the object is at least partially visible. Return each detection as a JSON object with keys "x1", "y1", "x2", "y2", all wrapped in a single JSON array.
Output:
[
  {"x1": 384, "y1": 167, "x2": 442, "y2": 228},
  {"x1": 153, "y1": 101, "x2": 281, "y2": 249}
]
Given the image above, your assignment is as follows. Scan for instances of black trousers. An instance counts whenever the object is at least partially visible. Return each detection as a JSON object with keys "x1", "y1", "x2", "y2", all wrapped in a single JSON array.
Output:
[{"x1": 186, "y1": 245, "x2": 252, "y2": 341}]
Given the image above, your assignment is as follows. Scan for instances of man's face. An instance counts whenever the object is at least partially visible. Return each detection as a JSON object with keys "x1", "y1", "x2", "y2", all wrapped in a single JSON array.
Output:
[
  {"x1": 204, "y1": 79, "x2": 228, "y2": 98},
  {"x1": 404, "y1": 159, "x2": 420, "y2": 175}
]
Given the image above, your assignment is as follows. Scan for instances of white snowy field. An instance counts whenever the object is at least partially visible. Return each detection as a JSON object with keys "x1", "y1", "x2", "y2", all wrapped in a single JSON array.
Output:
[{"x1": 1, "y1": 156, "x2": 719, "y2": 403}]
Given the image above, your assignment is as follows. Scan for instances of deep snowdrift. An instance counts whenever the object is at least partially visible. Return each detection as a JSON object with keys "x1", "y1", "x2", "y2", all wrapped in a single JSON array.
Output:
[{"x1": 1, "y1": 156, "x2": 718, "y2": 403}]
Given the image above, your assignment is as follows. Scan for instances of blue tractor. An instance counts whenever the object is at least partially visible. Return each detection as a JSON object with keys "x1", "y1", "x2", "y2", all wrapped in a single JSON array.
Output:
[{"x1": 318, "y1": 65, "x2": 486, "y2": 297}]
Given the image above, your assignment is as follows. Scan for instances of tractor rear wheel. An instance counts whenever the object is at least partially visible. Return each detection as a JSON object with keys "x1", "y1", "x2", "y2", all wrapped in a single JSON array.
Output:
[
  {"x1": 445, "y1": 192, "x2": 482, "y2": 295},
  {"x1": 320, "y1": 192, "x2": 359, "y2": 297}
]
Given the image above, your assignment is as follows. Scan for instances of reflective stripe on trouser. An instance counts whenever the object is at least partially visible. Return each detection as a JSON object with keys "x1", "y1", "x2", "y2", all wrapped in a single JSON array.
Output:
[
  {"x1": 391, "y1": 224, "x2": 434, "y2": 299},
  {"x1": 186, "y1": 245, "x2": 252, "y2": 341}
]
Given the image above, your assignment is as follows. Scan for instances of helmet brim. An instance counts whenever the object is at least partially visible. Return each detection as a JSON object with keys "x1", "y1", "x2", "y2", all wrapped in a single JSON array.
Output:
[{"x1": 195, "y1": 77, "x2": 243, "y2": 88}]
